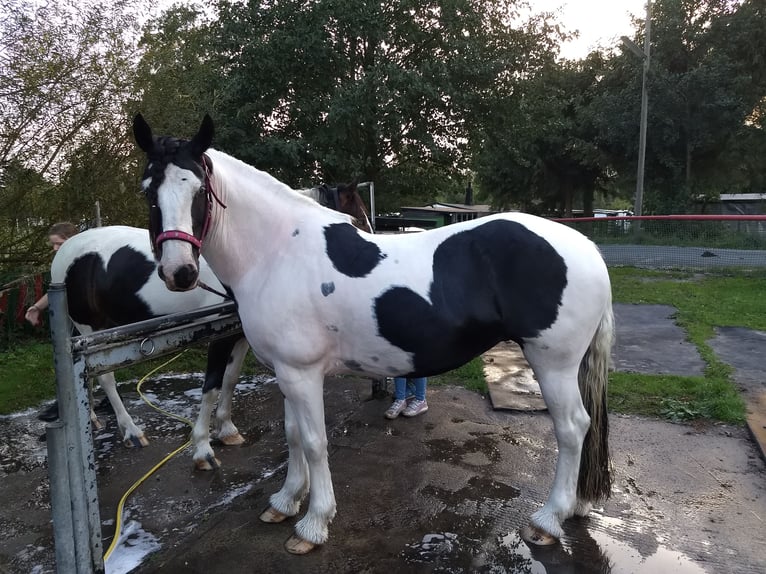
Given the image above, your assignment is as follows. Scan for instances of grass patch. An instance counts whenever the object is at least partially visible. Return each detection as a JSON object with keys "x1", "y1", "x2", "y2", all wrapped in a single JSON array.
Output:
[
  {"x1": 430, "y1": 357, "x2": 488, "y2": 394},
  {"x1": 0, "y1": 340, "x2": 56, "y2": 413},
  {"x1": 0, "y1": 340, "x2": 270, "y2": 415},
  {"x1": 608, "y1": 371, "x2": 744, "y2": 424},
  {"x1": 608, "y1": 267, "x2": 763, "y2": 424}
]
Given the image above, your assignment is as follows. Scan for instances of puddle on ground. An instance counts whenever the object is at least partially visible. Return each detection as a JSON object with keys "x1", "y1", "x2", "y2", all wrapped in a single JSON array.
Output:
[
  {"x1": 2, "y1": 373, "x2": 279, "y2": 574},
  {"x1": 0, "y1": 410, "x2": 49, "y2": 477},
  {"x1": 400, "y1": 505, "x2": 708, "y2": 574}
]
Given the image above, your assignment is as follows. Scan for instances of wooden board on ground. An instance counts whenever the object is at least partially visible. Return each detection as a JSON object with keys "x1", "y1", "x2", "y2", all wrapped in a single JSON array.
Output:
[{"x1": 482, "y1": 340, "x2": 546, "y2": 411}]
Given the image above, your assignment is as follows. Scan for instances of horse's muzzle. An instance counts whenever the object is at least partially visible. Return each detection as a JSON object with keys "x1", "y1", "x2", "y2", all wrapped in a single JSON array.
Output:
[{"x1": 158, "y1": 263, "x2": 199, "y2": 291}]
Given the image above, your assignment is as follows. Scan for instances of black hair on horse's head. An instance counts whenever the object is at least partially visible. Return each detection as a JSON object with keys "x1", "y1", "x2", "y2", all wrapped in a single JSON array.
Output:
[{"x1": 133, "y1": 114, "x2": 215, "y2": 161}]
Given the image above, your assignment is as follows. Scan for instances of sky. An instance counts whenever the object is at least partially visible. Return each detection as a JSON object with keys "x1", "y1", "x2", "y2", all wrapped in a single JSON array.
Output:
[{"x1": 528, "y1": 0, "x2": 648, "y2": 60}]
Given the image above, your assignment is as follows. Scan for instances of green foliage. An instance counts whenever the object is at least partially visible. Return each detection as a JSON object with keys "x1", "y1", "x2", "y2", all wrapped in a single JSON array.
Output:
[
  {"x1": 430, "y1": 357, "x2": 488, "y2": 394},
  {"x1": 474, "y1": 55, "x2": 613, "y2": 216},
  {"x1": 0, "y1": 341, "x2": 56, "y2": 414},
  {"x1": 592, "y1": 0, "x2": 766, "y2": 214},
  {"x1": 0, "y1": 0, "x2": 144, "y2": 275},
  {"x1": 201, "y1": 0, "x2": 565, "y2": 212}
]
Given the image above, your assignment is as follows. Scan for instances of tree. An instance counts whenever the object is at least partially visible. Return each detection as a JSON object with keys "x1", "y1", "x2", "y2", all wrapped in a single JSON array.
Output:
[
  {"x1": 0, "y1": 0, "x2": 143, "y2": 270},
  {"x1": 591, "y1": 0, "x2": 766, "y2": 214},
  {"x1": 194, "y1": 0, "x2": 563, "y2": 212},
  {"x1": 473, "y1": 54, "x2": 612, "y2": 216}
]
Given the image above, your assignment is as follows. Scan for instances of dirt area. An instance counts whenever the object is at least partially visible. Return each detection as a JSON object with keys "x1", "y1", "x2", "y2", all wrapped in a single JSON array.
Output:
[{"x1": 1, "y1": 304, "x2": 765, "y2": 574}]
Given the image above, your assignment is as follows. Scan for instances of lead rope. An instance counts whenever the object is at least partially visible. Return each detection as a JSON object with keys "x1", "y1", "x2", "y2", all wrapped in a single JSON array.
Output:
[
  {"x1": 197, "y1": 280, "x2": 232, "y2": 301},
  {"x1": 103, "y1": 350, "x2": 191, "y2": 563}
]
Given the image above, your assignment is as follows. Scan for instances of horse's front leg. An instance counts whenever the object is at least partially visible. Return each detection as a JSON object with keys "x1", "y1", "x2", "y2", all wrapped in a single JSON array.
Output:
[
  {"x1": 262, "y1": 367, "x2": 335, "y2": 554},
  {"x1": 260, "y1": 396, "x2": 310, "y2": 523},
  {"x1": 97, "y1": 372, "x2": 148, "y2": 448}
]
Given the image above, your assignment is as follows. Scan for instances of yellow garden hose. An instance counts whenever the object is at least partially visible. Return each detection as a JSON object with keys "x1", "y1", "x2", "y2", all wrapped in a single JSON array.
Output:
[{"x1": 103, "y1": 350, "x2": 192, "y2": 562}]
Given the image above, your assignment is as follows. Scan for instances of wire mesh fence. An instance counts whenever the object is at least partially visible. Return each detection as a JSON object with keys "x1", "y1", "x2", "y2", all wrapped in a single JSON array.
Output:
[{"x1": 555, "y1": 215, "x2": 766, "y2": 271}]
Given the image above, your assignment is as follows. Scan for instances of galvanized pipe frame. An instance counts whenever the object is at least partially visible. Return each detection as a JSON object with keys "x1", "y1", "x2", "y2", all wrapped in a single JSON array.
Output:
[
  {"x1": 77, "y1": 305, "x2": 243, "y2": 378},
  {"x1": 45, "y1": 283, "x2": 243, "y2": 574}
]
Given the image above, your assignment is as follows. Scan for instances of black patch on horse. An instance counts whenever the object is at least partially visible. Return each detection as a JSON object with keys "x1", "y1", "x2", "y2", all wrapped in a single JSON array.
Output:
[
  {"x1": 374, "y1": 220, "x2": 568, "y2": 376},
  {"x1": 65, "y1": 246, "x2": 158, "y2": 330},
  {"x1": 203, "y1": 335, "x2": 241, "y2": 393},
  {"x1": 324, "y1": 223, "x2": 385, "y2": 278}
]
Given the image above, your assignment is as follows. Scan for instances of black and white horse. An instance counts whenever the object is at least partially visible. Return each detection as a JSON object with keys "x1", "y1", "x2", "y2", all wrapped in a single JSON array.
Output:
[
  {"x1": 133, "y1": 114, "x2": 614, "y2": 553},
  {"x1": 49, "y1": 182, "x2": 370, "y2": 469},
  {"x1": 51, "y1": 225, "x2": 243, "y2": 469}
]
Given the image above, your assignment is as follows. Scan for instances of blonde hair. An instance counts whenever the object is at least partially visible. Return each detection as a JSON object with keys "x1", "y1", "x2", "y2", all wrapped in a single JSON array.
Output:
[{"x1": 48, "y1": 221, "x2": 78, "y2": 240}]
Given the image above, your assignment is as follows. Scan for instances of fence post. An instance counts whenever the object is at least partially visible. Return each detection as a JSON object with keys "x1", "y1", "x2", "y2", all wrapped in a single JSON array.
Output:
[
  {"x1": 46, "y1": 420, "x2": 76, "y2": 572},
  {"x1": 48, "y1": 283, "x2": 104, "y2": 573}
]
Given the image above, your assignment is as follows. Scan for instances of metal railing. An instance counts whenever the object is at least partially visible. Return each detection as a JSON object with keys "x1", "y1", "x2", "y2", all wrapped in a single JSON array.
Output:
[{"x1": 46, "y1": 284, "x2": 242, "y2": 573}]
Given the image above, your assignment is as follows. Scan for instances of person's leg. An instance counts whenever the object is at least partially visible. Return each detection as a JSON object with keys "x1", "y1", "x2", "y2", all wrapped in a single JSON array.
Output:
[
  {"x1": 392, "y1": 377, "x2": 407, "y2": 401},
  {"x1": 412, "y1": 378, "x2": 427, "y2": 402}
]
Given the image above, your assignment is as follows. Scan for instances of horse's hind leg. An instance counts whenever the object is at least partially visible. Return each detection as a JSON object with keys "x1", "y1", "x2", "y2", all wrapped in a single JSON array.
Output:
[
  {"x1": 192, "y1": 335, "x2": 247, "y2": 470},
  {"x1": 523, "y1": 357, "x2": 590, "y2": 545},
  {"x1": 97, "y1": 372, "x2": 148, "y2": 448},
  {"x1": 214, "y1": 337, "x2": 249, "y2": 445}
]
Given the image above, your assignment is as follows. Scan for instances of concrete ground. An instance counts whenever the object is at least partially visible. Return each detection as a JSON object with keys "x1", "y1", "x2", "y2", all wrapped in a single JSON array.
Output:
[{"x1": 1, "y1": 304, "x2": 765, "y2": 574}]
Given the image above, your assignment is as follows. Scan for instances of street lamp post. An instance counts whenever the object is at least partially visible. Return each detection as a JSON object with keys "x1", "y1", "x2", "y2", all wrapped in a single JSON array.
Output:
[{"x1": 621, "y1": 0, "x2": 652, "y2": 219}]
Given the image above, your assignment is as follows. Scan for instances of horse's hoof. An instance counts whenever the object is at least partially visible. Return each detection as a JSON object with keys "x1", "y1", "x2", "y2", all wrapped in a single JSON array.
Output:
[
  {"x1": 195, "y1": 456, "x2": 221, "y2": 471},
  {"x1": 125, "y1": 435, "x2": 149, "y2": 448},
  {"x1": 285, "y1": 534, "x2": 318, "y2": 555},
  {"x1": 520, "y1": 525, "x2": 558, "y2": 546},
  {"x1": 219, "y1": 432, "x2": 245, "y2": 446},
  {"x1": 260, "y1": 506, "x2": 289, "y2": 523}
]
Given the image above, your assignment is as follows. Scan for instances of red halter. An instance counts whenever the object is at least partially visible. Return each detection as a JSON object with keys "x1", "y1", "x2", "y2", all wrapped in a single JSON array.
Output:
[{"x1": 155, "y1": 156, "x2": 225, "y2": 251}]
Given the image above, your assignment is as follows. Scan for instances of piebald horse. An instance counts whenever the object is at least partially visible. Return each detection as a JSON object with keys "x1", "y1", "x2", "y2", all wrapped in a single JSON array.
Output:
[
  {"x1": 49, "y1": 183, "x2": 370, "y2": 469},
  {"x1": 132, "y1": 114, "x2": 614, "y2": 554}
]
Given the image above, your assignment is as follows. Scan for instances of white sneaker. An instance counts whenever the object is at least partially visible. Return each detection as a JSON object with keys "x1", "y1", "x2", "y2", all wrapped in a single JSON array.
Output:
[
  {"x1": 385, "y1": 399, "x2": 407, "y2": 419},
  {"x1": 403, "y1": 399, "x2": 428, "y2": 417}
]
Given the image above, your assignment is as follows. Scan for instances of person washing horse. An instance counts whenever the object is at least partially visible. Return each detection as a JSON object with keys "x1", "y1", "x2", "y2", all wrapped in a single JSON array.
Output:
[
  {"x1": 24, "y1": 221, "x2": 79, "y2": 328},
  {"x1": 25, "y1": 222, "x2": 80, "y2": 422}
]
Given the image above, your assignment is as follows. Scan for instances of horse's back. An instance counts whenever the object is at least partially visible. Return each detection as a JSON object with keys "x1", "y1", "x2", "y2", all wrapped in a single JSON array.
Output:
[{"x1": 51, "y1": 225, "x2": 225, "y2": 330}]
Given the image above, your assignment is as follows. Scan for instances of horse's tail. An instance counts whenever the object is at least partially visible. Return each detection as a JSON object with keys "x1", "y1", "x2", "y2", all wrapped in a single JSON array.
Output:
[{"x1": 576, "y1": 292, "x2": 615, "y2": 502}]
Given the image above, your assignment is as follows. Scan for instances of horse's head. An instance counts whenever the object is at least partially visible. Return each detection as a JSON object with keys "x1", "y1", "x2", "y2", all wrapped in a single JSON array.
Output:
[
  {"x1": 335, "y1": 181, "x2": 373, "y2": 233},
  {"x1": 132, "y1": 113, "x2": 214, "y2": 291}
]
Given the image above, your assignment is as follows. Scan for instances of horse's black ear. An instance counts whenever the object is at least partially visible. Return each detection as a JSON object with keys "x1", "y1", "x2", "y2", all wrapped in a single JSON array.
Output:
[
  {"x1": 190, "y1": 114, "x2": 214, "y2": 156},
  {"x1": 133, "y1": 113, "x2": 154, "y2": 153}
]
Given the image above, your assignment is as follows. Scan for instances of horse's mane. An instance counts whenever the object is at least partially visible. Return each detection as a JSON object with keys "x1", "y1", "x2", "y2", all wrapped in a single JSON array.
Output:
[{"x1": 205, "y1": 148, "x2": 353, "y2": 226}]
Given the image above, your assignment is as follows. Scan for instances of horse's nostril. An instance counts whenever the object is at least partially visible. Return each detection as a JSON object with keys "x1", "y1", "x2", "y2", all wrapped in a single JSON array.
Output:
[
  {"x1": 174, "y1": 264, "x2": 199, "y2": 290},
  {"x1": 157, "y1": 266, "x2": 166, "y2": 281}
]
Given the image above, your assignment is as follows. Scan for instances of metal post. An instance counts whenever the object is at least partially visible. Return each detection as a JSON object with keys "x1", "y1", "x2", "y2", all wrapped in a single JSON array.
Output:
[
  {"x1": 49, "y1": 284, "x2": 104, "y2": 573},
  {"x1": 635, "y1": 0, "x2": 652, "y2": 218},
  {"x1": 365, "y1": 181, "x2": 376, "y2": 230},
  {"x1": 46, "y1": 421, "x2": 76, "y2": 573}
]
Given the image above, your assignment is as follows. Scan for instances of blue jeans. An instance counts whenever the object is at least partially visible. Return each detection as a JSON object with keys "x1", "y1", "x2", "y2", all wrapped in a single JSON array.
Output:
[{"x1": 393, "y1": 377, "x2": 427, "y2": 402}]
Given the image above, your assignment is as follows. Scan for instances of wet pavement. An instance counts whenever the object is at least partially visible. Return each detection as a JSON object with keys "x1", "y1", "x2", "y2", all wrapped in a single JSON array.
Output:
[{"x1": 1, "y1": 305, "x2": 766, "y2": 574}]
